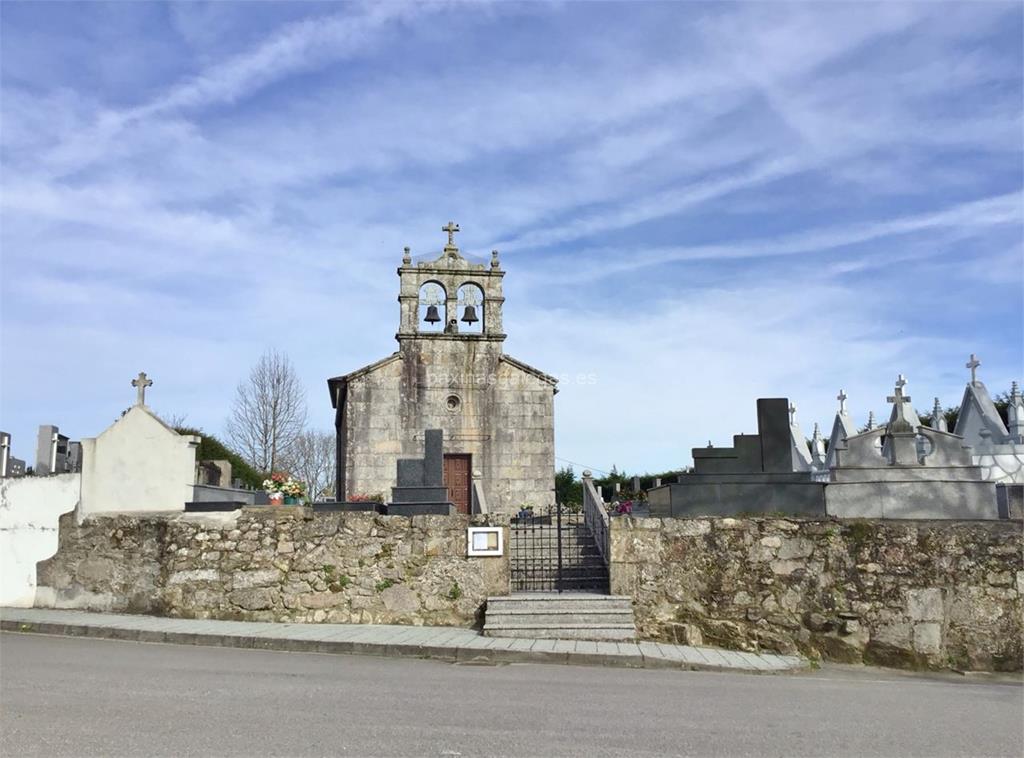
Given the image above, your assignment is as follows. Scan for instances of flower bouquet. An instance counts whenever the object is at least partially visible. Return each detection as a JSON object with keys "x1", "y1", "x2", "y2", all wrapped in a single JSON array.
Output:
[{"x1": 263, "y1": 473, "x2": 287, "y2": 506}]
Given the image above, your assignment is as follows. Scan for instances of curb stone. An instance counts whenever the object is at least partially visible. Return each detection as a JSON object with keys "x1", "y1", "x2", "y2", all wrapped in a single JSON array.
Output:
[{"x1": 0, "y1": 609, "x2": 809, "y2": 675}]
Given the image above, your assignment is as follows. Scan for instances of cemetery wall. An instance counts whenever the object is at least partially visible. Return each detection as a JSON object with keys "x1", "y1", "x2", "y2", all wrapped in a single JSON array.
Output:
[
  {"x1": 35, "y1": 509, "x2": 509, "y2": 626},
  {"x1": 0, "y1": 473, "x2": 80, "y2": 607},
  {"x1": 610, "y1": 517, "x2": 1023, "y2": 671}
]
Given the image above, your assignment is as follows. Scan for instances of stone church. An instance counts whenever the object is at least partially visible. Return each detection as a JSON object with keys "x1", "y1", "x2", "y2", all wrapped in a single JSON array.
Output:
[{"x1": 328, "y1": 224, "x2": 557, "y2": 515}]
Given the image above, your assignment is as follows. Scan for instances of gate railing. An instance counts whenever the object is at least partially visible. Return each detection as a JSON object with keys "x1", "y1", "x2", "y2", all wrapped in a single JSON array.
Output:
[{"x1": 582, "y1": 470, "x2": 610, "y2": 564}]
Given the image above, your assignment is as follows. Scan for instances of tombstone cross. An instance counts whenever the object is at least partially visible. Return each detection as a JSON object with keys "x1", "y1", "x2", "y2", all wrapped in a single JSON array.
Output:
[
  {"x1": 442, "y1": 221, "x2": 460, "y2": 248},
  {"x1": 132, "y1": 371, "x2": 153, "y2": 405},
  {"x1": 789, "y1": 403, "x2": 797, "y2": 425},
  {"x1": 837, "y1": 389, "x2": 848, "y2": 413},
  {"x1": 966, "y1": 353, "x2": 980, "y2": 384},
  {"x1": 887, "y1": 376, "x2": 911, "y2": 406}
]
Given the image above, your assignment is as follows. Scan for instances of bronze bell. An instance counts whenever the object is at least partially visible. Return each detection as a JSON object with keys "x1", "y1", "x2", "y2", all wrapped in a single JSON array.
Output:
[
  {"x1": 424, "y1": 304, "x2": 441, "y2": 324},
  {"x1": 461, "y1": 304, "x2": 479, "y2": 324}
]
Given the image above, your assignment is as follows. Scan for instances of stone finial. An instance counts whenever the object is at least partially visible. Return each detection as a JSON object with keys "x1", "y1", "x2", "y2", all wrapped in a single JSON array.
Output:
[
  {"x1": 837, "y1": 389, "x2": 848, "y2": 414},
  {"x1": 582, "y1": 469, "x2": 592, "y2": 479},
  {"x1": 810, "y1": 423, "x2": 826, "y2": 467},
  {"x1": 490, "y1": 249, "x2": 500, "y2": 269},
  {"x1": 1008, "y1": 381, "x2": 1024, "y2": 442},
  {"x1": 932, "y1": 397, "x2": 948, "y2": 433},
  {"x1": 131, "y1": 371, "x2": 153, "y2": 406},
  {"x1": 966, "y1": 353, "x2": 981, "y2": 385},
  {"x1": 402, "y1": 246, "x2": 411, "y2": 265}
]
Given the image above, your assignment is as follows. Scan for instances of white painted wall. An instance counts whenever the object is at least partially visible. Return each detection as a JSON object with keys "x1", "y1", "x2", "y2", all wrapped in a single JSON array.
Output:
[
  {"x1": 79, "y1": 405, "x2": 199, "y2": 519},
  {"x1": 974, "y1": 451, "x2": 1024, "y2": 484},
  {"x1": 0, "y1": 473, "x2": 80, "y2": 606}
]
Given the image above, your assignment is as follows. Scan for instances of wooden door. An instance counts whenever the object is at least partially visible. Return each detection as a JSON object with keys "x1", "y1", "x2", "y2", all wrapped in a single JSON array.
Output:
[{"x1": 443, "y1": 454, "x2": 472, "y2": 515}]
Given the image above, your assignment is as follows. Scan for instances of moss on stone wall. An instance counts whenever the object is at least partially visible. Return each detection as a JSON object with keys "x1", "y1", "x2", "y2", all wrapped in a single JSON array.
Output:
[{"x1": 611, "y1": 516, "x2": 1023, "y2": 672}]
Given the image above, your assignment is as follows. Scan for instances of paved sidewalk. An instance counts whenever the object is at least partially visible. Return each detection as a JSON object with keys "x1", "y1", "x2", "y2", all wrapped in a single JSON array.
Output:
[{"x1": 0, "y1": 607, "x2": 807, "y2": 674}]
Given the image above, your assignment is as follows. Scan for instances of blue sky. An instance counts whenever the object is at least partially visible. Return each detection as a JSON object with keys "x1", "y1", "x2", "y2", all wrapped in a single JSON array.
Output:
[{"x1": 1, "y1": 1, "x2": 1021, "y2": 474}]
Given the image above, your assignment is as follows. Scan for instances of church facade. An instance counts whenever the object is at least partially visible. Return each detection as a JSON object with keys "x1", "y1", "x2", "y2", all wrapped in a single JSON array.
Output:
[{"x1": 328, "y1": 224, "x2": 557, "y2": 515}]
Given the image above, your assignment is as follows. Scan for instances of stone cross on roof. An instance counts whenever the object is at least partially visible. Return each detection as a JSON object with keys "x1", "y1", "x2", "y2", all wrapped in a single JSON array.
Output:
[
  {"x1": 837, "y1": 389, "x2": 848, "y2": 414},
  {"x1": 442, "y1": 221, "x2": 460, "y2": 250},
  {"x1": 132, "y1": 371, "x2": 153, "y2": 406},
  {"x1": 788, "y1": 402, "x2": 797, "y2": 425},
  {"x1": 887, "y1": 374, "x2": 911, "y2": 406},
  {"x1": 966, "y1": 353, "x2": 981, "y2": 385}
]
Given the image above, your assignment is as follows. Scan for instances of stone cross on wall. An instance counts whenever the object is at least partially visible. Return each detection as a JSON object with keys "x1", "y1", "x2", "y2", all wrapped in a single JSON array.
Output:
[
  {"x1": 442, "y1": 221, "x2": 460, "y2": 249},
  {"x1": 132, "y1": 371, "x2": 153, "y2": 406},
  {"x1": 837, "y1": 389, "x2": 848, "y2": 414},
  {"x1": 887, "y1": 375, "x2": 911, "y2": 406},
  {"x1": 966, "y1": 353, "x2": 981, "y2": 384}
]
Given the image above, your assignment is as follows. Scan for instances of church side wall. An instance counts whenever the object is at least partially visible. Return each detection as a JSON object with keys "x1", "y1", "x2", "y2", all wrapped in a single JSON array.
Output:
[
  {"x1": 489, "y1": 360, "x2": 555, "y2": 514},
  {"x1": 344, "y1": 361, "x2": 405, "y2": 501}
]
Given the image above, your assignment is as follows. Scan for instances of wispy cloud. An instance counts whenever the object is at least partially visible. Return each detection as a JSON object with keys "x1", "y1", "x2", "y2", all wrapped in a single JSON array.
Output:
[{"x1": 1, "y1": 1, "x2": 1020, "y2": 470}]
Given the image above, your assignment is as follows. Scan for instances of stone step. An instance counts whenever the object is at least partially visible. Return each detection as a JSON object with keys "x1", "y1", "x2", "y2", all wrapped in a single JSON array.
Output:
[
  {"x1": 484, "y1": 594, "x2": 636, "y2": 641},
  {"x1": 485, "y1": 612, "x2": 633, "y2": 626},
  {"x1": 483, "y1": 626, "x2": 634, "y2": 639},
  {"x1": 512, "y1": 553, "x2": 606, "y2": 565},
  {"x1": 488, "y1": 595, "x2": 632, "y2": 613}
]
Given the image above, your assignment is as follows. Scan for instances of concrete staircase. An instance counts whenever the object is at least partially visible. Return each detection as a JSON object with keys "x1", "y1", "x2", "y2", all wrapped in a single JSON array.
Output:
[{"x1": 483, "y1": 594, "x2": 637, "y2": 641}]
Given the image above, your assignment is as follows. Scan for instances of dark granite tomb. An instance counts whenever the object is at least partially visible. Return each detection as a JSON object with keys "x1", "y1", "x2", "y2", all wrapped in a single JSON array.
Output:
[
  {"x1": 648, "y1": 398, "x2": 825, "y2": 518},
  {"x1": 387, "y1": 429, "x2": 456, "y2": 516}
]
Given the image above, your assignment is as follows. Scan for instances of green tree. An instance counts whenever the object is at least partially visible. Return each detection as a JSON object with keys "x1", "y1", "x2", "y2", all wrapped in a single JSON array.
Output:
[
  {"x1": 175, "y1": 427, "x2": 265, "y2": 489},
  {"x1": 555, "y1": 466, "x2": 582, "y2": 505}
]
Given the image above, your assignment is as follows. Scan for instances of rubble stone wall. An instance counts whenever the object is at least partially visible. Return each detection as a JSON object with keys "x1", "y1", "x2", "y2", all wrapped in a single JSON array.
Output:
[
  {"x1": 36, "y1": 508, "x2": 509, "y2": 627},
  {"x1": 611, "y1": 516, "x2": 1023, "y2": 671}
]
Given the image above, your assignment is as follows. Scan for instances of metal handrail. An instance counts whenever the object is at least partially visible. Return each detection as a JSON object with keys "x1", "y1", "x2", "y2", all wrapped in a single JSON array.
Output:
[{"x1": 581, "y1": 471, "x2": 610, "y2": 564}]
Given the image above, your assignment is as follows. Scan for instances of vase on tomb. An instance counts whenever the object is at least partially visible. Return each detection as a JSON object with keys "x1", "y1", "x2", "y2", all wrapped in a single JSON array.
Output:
[
  {"x1": 284, "y1": 496, "x2": 298, "y2": 505},
  {"x1": 268, "y1": 492, "x2": 284, "y2": 506}
]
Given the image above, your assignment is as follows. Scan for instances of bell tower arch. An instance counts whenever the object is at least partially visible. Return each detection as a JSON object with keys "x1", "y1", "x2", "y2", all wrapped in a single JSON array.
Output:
[{"x1": 397, "y1": 222, "x2": 505, "y2": 344}]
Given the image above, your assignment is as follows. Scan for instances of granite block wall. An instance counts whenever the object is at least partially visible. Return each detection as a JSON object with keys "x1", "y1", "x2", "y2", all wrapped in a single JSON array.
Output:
[
  {"x1": 36, "y1": 508, "x2": 509, "y2": 626},
  {"x1": 610, "y1": 516, "x2": 1023, "y2": 671}
]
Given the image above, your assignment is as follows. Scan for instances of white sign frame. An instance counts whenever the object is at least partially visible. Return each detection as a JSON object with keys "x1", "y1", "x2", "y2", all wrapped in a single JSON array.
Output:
[{"x1": 466, "y1": 526, "x2": 503, "y2": 557}]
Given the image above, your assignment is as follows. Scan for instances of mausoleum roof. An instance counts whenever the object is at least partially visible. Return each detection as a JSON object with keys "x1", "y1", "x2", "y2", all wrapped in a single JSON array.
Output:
[{"x1": 954, "y1": 380, "x2": 1010, "y2": 444}]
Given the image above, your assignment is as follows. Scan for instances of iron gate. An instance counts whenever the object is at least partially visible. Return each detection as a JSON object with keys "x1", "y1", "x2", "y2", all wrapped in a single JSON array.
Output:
[{"x1": 509, "y1": 505, "x2": 609, "y2": 593}]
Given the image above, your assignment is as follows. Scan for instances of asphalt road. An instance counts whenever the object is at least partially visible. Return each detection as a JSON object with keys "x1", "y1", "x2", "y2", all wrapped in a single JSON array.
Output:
[{"x1": 1, "y1": 634, "x2": 1020, "y2": 757}]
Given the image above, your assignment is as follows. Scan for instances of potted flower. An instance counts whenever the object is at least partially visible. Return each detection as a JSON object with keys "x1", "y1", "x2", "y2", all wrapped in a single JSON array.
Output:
[
  {"x1": 515, "y1": 504, "x2": 535, "y2": 520},
  {"x1": 282, "y1": 476, "x2": 306, "y2": 505},
  {"x1": 263, "y1": 473, "x2": 287, "y2": 506}
]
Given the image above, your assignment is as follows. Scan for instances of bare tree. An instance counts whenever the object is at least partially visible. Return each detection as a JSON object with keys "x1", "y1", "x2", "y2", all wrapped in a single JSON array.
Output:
[
  {"x1": 281, "y1": 430, "x2": 335, "y2": 501},
  {"x1": 226, "y1": 349, "x2": 307, "y2": 473}
]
